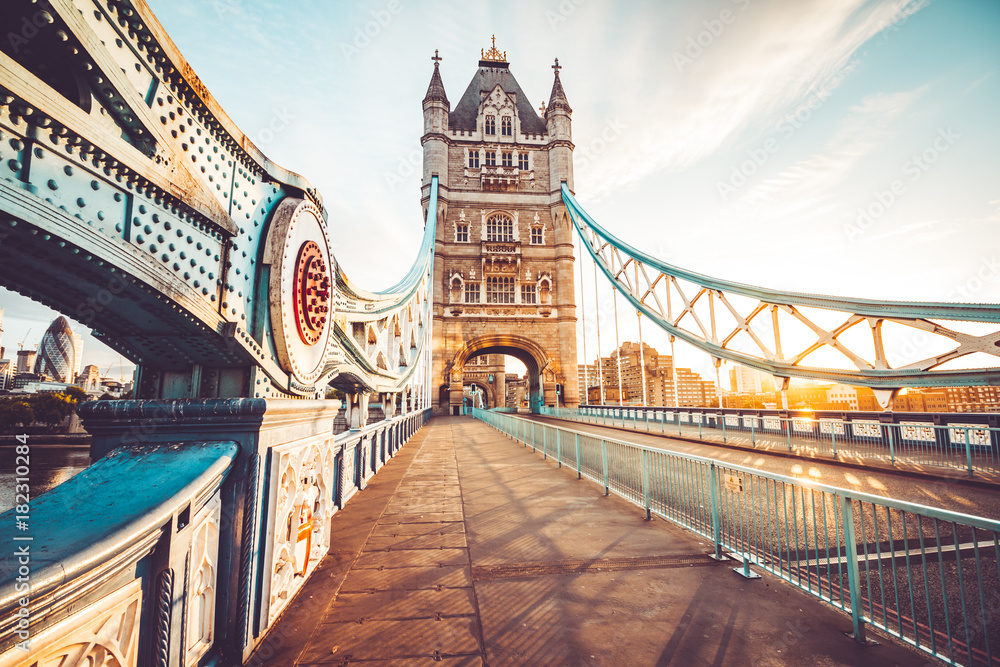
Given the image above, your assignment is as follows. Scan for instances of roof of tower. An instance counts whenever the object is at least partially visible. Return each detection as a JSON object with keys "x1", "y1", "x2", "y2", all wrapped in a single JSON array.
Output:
[
  {"x1": 546, "y1": 58, "x2": 572, "y2": 115},
  {"x1": 449, "y1": 65, "x2": 547, "y2": 134},
  {"x1": 423, "y1": 50, "x2": 449, "y2": 106}
]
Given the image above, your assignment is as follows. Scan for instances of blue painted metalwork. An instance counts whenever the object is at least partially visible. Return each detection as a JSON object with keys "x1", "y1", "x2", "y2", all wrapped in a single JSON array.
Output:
[
  {"x1": 551, "y1": 405, "x2": 1000, "y2": 477},
  {"x1": 562, "y1": 183, "x2": 1000, "y2": 391},
  {"x1": 475, "y1": 407, "x2": 1000, "y2": 665}
]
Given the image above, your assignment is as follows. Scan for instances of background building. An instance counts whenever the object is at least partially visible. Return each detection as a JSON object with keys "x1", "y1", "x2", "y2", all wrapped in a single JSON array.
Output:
[
  {"x1": 584, "y1": 341, "x2": 716, "y2": 407},
  {"x1": 34, "y1": 316, "x2": 83, "y2": 383}
]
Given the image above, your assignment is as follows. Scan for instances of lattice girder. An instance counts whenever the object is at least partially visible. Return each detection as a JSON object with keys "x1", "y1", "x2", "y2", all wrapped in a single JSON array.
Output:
[{"x1": 562, "y1": 184, "x2": 1000, "y2": 389}]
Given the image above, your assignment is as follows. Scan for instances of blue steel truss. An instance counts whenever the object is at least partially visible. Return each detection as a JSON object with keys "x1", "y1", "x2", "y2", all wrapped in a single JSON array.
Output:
[{"x1": 562, "y1": 183, "x2": 1000, "y2": 393}]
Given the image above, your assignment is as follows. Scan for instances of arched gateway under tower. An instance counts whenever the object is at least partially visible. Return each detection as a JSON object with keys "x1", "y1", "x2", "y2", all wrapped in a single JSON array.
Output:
[{"x1": 422, "y1": 40, "x2": 579, "y2": 414}]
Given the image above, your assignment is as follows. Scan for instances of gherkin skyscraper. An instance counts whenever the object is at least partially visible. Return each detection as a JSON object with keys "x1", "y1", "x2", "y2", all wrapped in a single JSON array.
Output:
[{"x1": 34, "y1": 316, "x2": 83, "y2": 383}]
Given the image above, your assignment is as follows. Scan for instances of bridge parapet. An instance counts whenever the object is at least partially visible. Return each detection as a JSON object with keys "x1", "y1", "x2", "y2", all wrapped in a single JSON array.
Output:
[{"x1": 0, "y1": 400, "x2": 430, "y2": 665}]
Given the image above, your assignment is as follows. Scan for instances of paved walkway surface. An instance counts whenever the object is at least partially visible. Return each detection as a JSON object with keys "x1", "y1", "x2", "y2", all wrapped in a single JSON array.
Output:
[{"x1": 256, "y1": 416, "x2": 927, "y2": 666}]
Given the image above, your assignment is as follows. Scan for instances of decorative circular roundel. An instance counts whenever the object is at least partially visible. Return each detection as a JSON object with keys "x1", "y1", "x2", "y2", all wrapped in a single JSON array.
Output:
[
  {"x1": 264, "y1": 198, "x2": 334, "y2": 389},
  {"x1": 293, "y1": 241, "x2": 330, "y2": 345}
]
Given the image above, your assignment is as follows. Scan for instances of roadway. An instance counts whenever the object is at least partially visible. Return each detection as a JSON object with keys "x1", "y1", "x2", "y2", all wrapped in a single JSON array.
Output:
[{"x1": 523, "y1": 414, "x2": 1000, "y2": 520}]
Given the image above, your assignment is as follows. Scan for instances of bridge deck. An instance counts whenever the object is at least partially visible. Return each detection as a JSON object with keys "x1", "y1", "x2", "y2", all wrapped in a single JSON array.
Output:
[{"x1": 257, "y1": 416, "x2": 925, "y2": 666}]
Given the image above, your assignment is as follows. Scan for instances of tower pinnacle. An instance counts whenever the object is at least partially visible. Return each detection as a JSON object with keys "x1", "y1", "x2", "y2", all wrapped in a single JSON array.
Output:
[
  {"x1": 423, "y1": 50, "x2": 449, "y2": 105},
  {"x1": 546, "y1": 58, "x2": 571, "y2": 115}
]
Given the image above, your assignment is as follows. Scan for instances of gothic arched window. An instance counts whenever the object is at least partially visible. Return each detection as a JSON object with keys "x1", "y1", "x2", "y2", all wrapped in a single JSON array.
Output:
[
  {"x1": 485, "y1": 115, "x2": 496, "y2": 135},
  {"x1": 486, "y1": 213, "x2": 514, "y2": 242}
]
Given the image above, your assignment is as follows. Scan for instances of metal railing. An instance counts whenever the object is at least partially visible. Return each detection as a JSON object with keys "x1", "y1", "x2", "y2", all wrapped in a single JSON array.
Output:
[
  {"x1": 542, "y1": 406, "x2": 1000, "y2": 478},
  {"x1": 474, "y1": 408, "x2": 1000, "y2": 667}
]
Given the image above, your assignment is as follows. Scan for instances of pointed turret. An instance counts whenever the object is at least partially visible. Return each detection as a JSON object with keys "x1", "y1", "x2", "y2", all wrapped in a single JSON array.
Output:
[
  {"x1": 546, "y1": 59, "x2": 572, "y2": 115},
  {"x1": 422, "y1": 50, "x2": 450, "y2": 210},
  {"x1": 423, "y1": 53, "x2": 449, "y2": 106},
  {"x1": 544, "y1": 58, "x2": 573, "y2": 191}
]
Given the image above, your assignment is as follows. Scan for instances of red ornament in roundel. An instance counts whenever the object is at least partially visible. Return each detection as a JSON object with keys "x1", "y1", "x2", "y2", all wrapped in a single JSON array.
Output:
[{"x1": 292, "y1": 241, "x2": 330, "y2": 346}]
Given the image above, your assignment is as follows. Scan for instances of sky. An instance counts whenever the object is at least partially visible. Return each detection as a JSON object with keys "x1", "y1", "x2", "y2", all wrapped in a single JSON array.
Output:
[{"x1": 2, "y1": 0, "x2": 998, "y2": 384}]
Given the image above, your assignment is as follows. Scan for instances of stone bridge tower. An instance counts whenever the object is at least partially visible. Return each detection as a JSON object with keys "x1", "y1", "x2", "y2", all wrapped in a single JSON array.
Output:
[{"x1": 421, "y1": 40, "x2": 579, "y2": 415}]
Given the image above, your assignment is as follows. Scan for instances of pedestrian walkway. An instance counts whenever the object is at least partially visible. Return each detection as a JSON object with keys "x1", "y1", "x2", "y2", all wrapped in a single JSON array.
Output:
[{"x1": 257, "y1": 416, "x2": 926, "y2": 666}]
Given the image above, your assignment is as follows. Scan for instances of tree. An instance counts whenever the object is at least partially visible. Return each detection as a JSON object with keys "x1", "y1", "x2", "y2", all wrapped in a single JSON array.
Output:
[
  {"x1": 32, "y1": 392, "x2": 75, "y2": 426},
  {"x1": 0, "y1": 401, "x2": 35, "y2": 432}
]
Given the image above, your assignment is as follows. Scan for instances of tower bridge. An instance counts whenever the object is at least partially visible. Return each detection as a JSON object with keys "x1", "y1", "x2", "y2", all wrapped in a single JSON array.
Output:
[{"x1": 0, "y1": 2, "x2": 998, "y2": 665}]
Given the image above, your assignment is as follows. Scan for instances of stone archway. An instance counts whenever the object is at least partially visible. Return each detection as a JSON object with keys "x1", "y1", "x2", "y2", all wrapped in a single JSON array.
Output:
[
  {"x1": 445, "y1": 334, "x2": 553, "y2": 414},
  {"x1": 464, "y1": 379, "x2": 495, "y2": 409}
]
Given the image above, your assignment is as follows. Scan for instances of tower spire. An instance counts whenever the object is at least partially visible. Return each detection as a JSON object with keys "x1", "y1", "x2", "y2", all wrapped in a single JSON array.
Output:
[
  {"x1": 546, "y1": 58, "x2": 571, "y2": 115},
  {"x1": 423, "y1": 50, "x2": 449, "y2": 106}
]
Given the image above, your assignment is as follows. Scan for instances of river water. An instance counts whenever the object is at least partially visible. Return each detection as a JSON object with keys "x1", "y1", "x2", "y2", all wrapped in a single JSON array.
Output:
[{"x1": 0, "y1": 440, "x2": 91, "y2": 514}]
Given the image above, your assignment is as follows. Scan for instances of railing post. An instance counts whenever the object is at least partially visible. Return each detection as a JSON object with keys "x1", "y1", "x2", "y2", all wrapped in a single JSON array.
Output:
[
  {"x1": 575, "y1": 433, "x2": 582, "y2": 479},
  {"x1": 556, "y1": 428, "x2": 562, "y2": 467},
  {"x1": 532, "y1": 421, "x2": 536, "y2": 452},
  {"x1": 722, "y1": 416, "x2": 726, "y2": 443},
  {"x1": 698, "y1": 418, "x2": 703, "y2": 440},
  {"x1": 641, "y1": 449, "x2": 651, "y2": 520},
  {"x1": 786, "y1": 418, "x2": 793, "y2": 452},
  {"x1": 751, "y1": 421, "x2": 756, "y2": 446},
  {"x1": 887, "y1": 424, "x2": 896, "y2": 465},
  {"x1": 708, "y1": 463, "x2": 724, "y2": 561},
  {"x1": 661, "y1": 412, "x2": 665, "y2": 435},
  {"x1": 964, "y1": 427, "x2": 974, "y2": 478},
  {"x1": 840, "y1": 494, "x2": 867, "y2": 644},
  {"x1": 832, "y1": 429, "x2": 838, "y2": 459},
  {"x1": 601, "y1": 439, "x2": 609, "y2": 495},
  {"x1": 645, "y1": 410, "x2": 650, "y2": 432}
]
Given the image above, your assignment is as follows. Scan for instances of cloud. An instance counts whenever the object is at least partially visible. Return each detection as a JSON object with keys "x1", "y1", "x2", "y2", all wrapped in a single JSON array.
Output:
[
  {"x1": 733, "y1": 86, "x2": 927, "y2": 216},
  {"x1": 574, "y1": 0, "x2": 931, "y2": 198}
]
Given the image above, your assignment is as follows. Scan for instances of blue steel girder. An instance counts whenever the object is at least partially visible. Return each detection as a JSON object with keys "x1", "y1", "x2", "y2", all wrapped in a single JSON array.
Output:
[
  {"x1": 562, "y1": 184, "x2": 1000, "y2": 390},
  {"x1": 0, "y1": 0, "x2": 435, "y2": 401}
]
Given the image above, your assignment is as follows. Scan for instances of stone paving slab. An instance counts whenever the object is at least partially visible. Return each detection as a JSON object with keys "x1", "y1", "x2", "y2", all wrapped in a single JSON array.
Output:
[
  {"x1": 339, "y1": 565, "x2": 472, "y2": 592},
  {"x1": 297, "y1": 616, "x2": 480, "y2": 663},
  {"x1": 369, "y1": 521, "x2": 465, "y2": 537},
  {"x1": 363, "y1": 532, "x2": 468, "y2": 550},
  {"x1": 256, "y1": 416, "x2": 929, "y2": 666},
  {"x1": 355, "y1": 547, "x2": 469, "y2": 569},
  {"x1": 322, "y1": 587, "x2": 478, "y2": 622}
]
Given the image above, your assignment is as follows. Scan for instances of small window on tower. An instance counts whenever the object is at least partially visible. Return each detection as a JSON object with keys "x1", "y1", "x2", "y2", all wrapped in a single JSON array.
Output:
[
  {"x1": 501, "y1": 151, "x2": 513, "y2": 168},
  {"x1": 485, "y1": 115, "x2": 496, "y2": 135},
  {"x1": 485, "y1": 151, "x2": 496, "y2": 167},
  {"x1": 518, "y1": 152, "x2": 528, "y2": 170},
  {"x1": 464, "y1": 282, "x2": 480, "y2": 303},
  {"x1": 456, "y1": 223, "x2": 469, "y2": 243},
  {"x1": 521, "y1": 284, "x2": 537, "y2": 304},
  {"x1": 531, "y1": 227, "x2": 543, "y2": 245},
  {"x1": 468, "y1": 150, "x2": 480, "y2": 168},
  {"x1": 501, "y1": 116, "x2": 512, "y2": 136}
]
